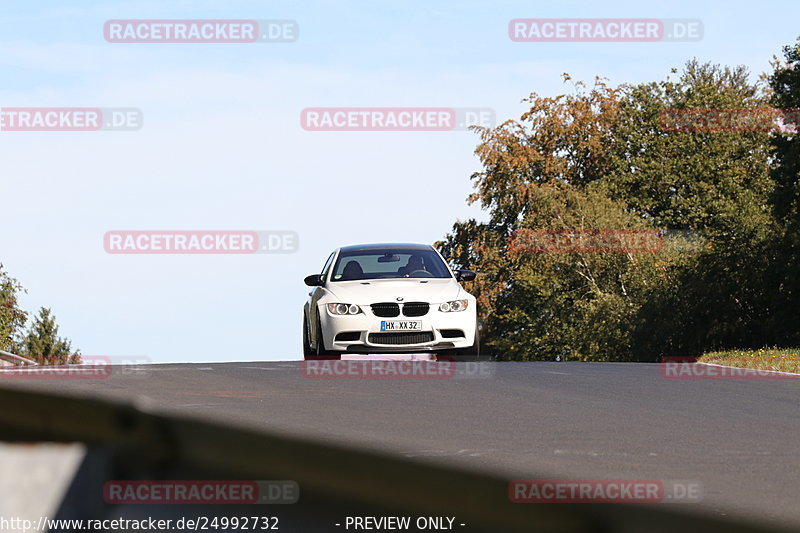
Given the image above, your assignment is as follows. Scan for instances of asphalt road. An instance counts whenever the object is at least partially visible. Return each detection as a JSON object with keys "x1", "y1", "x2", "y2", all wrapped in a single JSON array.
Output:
[{"x1": 1, "y1": 361, "x2": 799, "y2": 529}]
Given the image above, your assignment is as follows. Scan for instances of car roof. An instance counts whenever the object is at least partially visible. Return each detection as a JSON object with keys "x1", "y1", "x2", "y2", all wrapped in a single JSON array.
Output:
[{"x1": 337, "y1": 243, "x2": 435, "y2": 253}]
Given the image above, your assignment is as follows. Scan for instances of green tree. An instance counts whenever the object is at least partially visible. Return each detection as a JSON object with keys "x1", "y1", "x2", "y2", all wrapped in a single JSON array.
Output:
[
  {"x1": 440, "y1": 60, "x2": 778, "y2": 361},
  {"x1": 0, "y1": 265, "x2": 27, "y2": 352},
  {"x1": 17, "y1": 307, "x2": 81, "y2": 365},
  {"x1": 769, "y1": 40, "x2": 800, "y2": 224},
  {"x1": 608, "y1": 60, "x2": 773, "y2": 233},
  {"x1": 621, "y1": 61, "x2": 780, "y2": 358},
  {"x1": 764, "y1": 37, "x2": 800, "y2": 347}
]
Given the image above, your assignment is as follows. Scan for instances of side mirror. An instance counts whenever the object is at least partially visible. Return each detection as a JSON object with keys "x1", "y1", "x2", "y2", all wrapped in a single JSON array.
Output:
[
  {"x1": 304, "y1": 274, "x2": 324, "y2": 286},
  {"x1": 455, "y1": 269, "x2": 476, "y2": 282}
]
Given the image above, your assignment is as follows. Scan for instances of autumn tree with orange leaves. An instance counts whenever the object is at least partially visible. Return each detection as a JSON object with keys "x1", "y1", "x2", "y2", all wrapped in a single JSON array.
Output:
[{"x1": 439, "y1": 57, "x2": 787, "y2": 361}]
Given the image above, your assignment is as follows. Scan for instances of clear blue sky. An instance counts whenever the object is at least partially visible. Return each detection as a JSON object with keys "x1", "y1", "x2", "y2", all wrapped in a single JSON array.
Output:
[{"x1": 1, "y1": 0, "x2": 797, "y2": 362}]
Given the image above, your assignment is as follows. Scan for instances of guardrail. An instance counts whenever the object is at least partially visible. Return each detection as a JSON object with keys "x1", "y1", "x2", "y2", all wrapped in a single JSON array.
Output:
[{"x1": 0, "y1": 350, "x2": 37, "y2": 367}]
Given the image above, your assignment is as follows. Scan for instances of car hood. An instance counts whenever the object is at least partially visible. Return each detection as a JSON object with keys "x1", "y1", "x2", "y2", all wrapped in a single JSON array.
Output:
[{"x1": 324, "y1": 278, "x2": 467, "y2": 304}]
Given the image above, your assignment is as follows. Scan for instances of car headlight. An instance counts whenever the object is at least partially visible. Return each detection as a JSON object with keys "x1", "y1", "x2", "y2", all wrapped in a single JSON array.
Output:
[
  {"x1": 327, "y1": 303, "x2": 362, "y2": 315},
  {"x1": 438, "y1": 300, "x2": 469, "y2": 312}
]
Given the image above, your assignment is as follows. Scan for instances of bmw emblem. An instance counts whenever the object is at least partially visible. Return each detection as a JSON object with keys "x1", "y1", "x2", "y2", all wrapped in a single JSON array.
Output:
[{"x1": 396, "y1": 297, "x2": 404, "y2": 302}]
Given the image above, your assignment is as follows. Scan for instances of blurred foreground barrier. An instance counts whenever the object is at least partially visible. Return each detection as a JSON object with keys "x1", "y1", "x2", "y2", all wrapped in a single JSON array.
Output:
[{"x1": 0, "y1": 387, "x2": 790, "y2": 533}]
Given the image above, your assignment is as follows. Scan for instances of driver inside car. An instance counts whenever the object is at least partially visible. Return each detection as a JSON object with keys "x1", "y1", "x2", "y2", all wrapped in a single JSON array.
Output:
[
  {"x1": 340, "y1": 260, "x2": 364, "y2": 281},
  {"x1": 398, "y1": 254, "x2": 426, "y2": 277}
]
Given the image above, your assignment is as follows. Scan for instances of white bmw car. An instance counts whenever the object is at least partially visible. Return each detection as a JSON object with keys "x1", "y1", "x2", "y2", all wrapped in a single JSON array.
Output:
[{"x1": 302, "y1": 243, "x2": 478, "y2": 360}]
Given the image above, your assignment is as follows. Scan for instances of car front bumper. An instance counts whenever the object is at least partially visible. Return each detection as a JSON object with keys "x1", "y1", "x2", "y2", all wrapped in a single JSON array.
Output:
[{"x1": 319, "y1": 303, "x2": 477, "y2": 353}]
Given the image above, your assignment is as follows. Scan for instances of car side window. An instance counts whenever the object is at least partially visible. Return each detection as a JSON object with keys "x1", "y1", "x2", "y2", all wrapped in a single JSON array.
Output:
[{"x1": 320, "y1": 252, "x2": 335, "y2": 280}]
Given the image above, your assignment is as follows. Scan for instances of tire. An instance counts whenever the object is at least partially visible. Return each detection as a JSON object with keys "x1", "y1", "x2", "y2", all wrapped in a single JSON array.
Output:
[
  {"x1": 302, "y1": 315, "x2": 313, "y2": 358},
  {"x1": 452, "y1": 328, "x2": 481, "y2": 360},
  {"x1": 304, "y1": 315, "x2": 340, "y2": 361}
]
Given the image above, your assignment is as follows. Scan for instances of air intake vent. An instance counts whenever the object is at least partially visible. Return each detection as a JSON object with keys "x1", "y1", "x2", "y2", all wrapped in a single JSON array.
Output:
[{"x1": 368, "y1": 332, "x2": 435, "y2": 345}]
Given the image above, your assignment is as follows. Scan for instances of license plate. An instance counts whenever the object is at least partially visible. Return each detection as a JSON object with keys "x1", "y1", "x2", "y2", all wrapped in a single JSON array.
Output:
[{"x1": 380, "y1": 320, "x2": 422, "y2": 331}]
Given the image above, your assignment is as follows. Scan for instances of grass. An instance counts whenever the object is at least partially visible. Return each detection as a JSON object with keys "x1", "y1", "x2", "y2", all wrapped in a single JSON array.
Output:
[{"x1": 697, "y1": 348, "x2": 800, "y2": 374}]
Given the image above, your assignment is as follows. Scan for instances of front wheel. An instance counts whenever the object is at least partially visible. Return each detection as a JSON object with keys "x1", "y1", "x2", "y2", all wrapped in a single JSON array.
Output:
[
  {"x1": 302, "y1": 315, "x2": 313, "y2": 357},
  {"x1": 304, "y1": 315, "x2": 340, "y2": 361},
  {"x1": 451, "y1": 328, "x2": 481, "y2": 360}
]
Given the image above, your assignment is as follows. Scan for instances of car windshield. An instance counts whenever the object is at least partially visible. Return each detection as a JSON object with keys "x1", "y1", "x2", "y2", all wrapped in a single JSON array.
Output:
[{"x1": 330, "y1": 248, "x2": 452, "y2": 281}]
